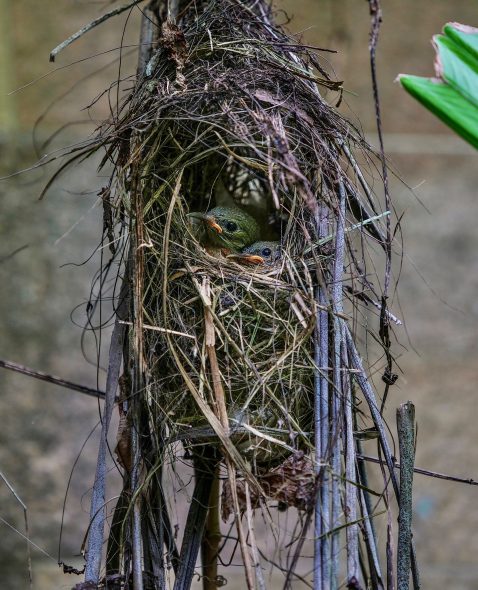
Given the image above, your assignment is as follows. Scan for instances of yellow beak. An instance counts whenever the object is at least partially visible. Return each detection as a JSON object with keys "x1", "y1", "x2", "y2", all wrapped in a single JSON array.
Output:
[
  {"x1": 188, "y1": 212, "x2": 223, "y2": 234},
  {"x1": 205, "y1": 217, "x2": 223, "y2": 234},
  {"x1": 228, "y1": 253, "x2": 265, "y2": 265}
]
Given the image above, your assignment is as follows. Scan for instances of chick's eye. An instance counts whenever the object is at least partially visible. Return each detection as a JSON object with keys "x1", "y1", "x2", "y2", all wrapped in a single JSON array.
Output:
[
  {"x1": 225, "y1": 221, "x2": 238, "y2": 232},
  {"x1": 262, "y1": 248, "x2": 272, "y2": 257}
]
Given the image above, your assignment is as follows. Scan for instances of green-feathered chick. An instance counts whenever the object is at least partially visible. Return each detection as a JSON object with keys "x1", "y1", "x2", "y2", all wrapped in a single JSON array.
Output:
[
  {"x1": 240, "y1": 240, "x2": 281, "y2": 265},
  {"x1": 188, "y1": 206, "x2": 260, "y2": 252}
]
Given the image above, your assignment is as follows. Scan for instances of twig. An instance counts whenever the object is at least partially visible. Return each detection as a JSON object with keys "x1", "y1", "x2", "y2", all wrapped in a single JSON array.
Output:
[
  {"x1": 356, "y1": 430, "x2": 384, "y2": 589},
  {"x1": 202, "y1": 287, "x2": 225, "y2": 590},
  {"x1": 344, "y1": 328, "x2": 397, "y2": 495},
  {"x1": 367, "y1": 0, "x2": 396, "y2": 411},
  {"x1": 367, "y1": 0, "x2": 390, "y2": 283},
  {"x1": 396, "y1": 402, "x2": 415, "y2": 590},
  {"x1": 357, "y1": 455, "x2": 478, "y2": 487},
  {"x1": 345, "y1": 328, "x2": 420, "y2": 588},
  {"x1": 203, "y1": 278, "x2": 255, "y2": 590},
  {"x1": 119, "y1": 320, "x2": 195, "y2": 339},
  {"x1": 245, "y1": 483, "x2": 266, "y2": 590},
  {"x1": 0, "y1": 470, "x2": 33, "y2": 588},
  {"x1": 358, "y1": 482, "x2": 384, "y2": 589},
  {"x1": 302, "y1": 211, "x2": 390, "y2": 254},
  {"x1": 386, "y1": 502, "x2": 395, "y2": 590},
  {"x1": 50, "y1": 0, "x2": 146, "y2": 62},
  {"x1": 0, "y1": 244, "x2": 29, "y2": 263},
  {"x1": 0, "y1": 358, "x2": 106, "y2": 399},
  {"x1": 228, "y1": 466, "x2": 255, "y2": 590}
]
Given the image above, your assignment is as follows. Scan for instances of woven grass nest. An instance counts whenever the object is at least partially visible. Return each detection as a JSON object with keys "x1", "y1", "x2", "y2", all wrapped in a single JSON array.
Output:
[
  {"x1": 94, "y1": 0, "x2": 387, "y2": 504},
  {"x1": 42, "y1": 1, "x2": 410, "y2": 587}
]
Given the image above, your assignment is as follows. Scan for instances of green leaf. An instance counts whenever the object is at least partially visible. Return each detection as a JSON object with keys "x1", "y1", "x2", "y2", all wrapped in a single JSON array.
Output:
[
  {"x1": 400, "y1": 74, "x2": 478, "y2": 149},
  {"x1": 434, "y1": 34, "x2": 478, "y2": 107},
  {"x1": 400, "y1": 22, "x2": 478, "y2": 150},
  {"x1": 444, "y1": 23, "x2": 478, "y2": 62}
]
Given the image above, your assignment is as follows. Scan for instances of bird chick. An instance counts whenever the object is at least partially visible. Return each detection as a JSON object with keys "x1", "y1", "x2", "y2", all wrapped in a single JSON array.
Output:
[
  {"x1": 240, "y1": 241, "x2": 281, "y2": 265},
  {"x1": 188, "y1": 206, "x2": 260, "y2": 252}
]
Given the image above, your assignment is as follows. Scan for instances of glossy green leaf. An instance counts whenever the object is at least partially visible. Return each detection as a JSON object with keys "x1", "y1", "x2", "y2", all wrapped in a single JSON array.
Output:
[
  {"x1": 443, "y1": 23, "x2": 478, "y2": 61},
  {"x1": 400, "y1": 74, "x2": 478, "y2": 149},
  {"x1": 434, "y1": 34, "x2": 478, "y2": 107},
  {"x1": 400, "y1": 22, "x2": 478, "y2": 150}
]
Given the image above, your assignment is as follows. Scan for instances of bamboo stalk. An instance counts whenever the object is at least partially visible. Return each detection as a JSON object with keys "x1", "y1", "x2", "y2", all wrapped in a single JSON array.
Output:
[
  {"x1": 202, "y1": 469, "x2": 221, "y2": 590},
  {"x1": 386, "y1": 503, "x2": 395, "y2": 590},
  {"x1": 84, "y1": 269, "x2": 129, "y2": 584},
  {"x1": 131, "y1": 177, "x2": 145, "y2": 590},
  {"x1": 343, "y1": 350, "x2": 360, "y2": 586},
  {"x1": 330, "y1": 179, "x2": 347, "y2": 589},
  {"x1": 314, "y1": 206, "x2": 330, "y2": 590},
  {"x1": 131, "y1": 427, "x2": 144, "y2": 590},
  {"x1": 396, "y1": 402, "x2": 415, "y2": 590},
  {"x1": 173, "y1": 456, "x2": 218, "y2": 590}
]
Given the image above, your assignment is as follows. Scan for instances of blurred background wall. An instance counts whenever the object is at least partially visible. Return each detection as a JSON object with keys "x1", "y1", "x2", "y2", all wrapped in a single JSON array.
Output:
[{"x1": 1, "y1": 1, "x2": 477, "y2": 588}]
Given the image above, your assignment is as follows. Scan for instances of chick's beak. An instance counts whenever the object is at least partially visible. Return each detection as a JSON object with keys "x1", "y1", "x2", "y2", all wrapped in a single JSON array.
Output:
[
  {"x1": 228, "y1": 253, "x2": 265, "y2": 265},
  {"x1": 187, "y1": 212, "x2": 223, "y2": 234},
  {"x1": 205, "y1": 217, "x2": 223, "y2": 234}
]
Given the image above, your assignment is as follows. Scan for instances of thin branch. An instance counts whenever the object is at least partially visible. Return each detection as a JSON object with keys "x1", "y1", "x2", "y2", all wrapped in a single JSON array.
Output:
[
  {"x1": 245, "y1": 483, "x2": 266, "y2": 590},
  {"x1": 0, "y1": 470, "x2": 32, "y2": 588},
  {"x1": 367, "y1": 0, "x2": 390, "y2": 288},
  {"x1": 344, "y1": 327, "x2": 420, "y2": 588},
  {"x1": 0, "y1": 358, "x2": 105, "y2": 399},
  {"x1": 0, "y1": 244, "x2": 29, "y2": 263},
  {"x1": 358, "y1": 480, "x2": 384, "y2": 589},
  {"x1": 358, "y1": 454, "x2": 478, "y2": 487},
  {"x1": 367, "y1": 0, "x2": 396, "y2": 411},
  {"x1": 131, "y1": 425, "x2": 144, "y2": 590},
  {"x1": 50, "y1": 0, "x2": 146, "y2": 62}
]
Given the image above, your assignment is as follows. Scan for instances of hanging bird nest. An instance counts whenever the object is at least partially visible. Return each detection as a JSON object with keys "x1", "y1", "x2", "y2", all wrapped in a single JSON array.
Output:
[
  {"x1": 95, "y1": 0, "x2": 386, "y2": 474},
  {"x1": 58, "y1": 1, "x2": 404, "y2": 588}
]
